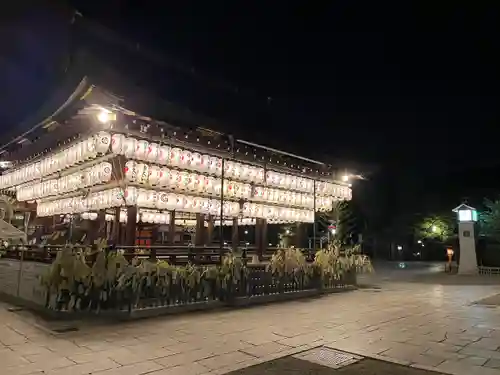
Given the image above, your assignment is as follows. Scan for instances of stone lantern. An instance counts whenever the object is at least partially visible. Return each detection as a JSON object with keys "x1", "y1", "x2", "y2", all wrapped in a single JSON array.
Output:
[{"x1": 452, "y1": 203, "x2": 478, "y2": 274}]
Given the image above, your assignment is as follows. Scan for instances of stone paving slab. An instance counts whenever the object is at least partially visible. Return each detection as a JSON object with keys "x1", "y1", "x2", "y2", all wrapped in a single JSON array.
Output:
[
  {"x1": 0, "y1": 276, "x2": 500, "y2": 374},
  {"x1": 223, "y1": 357, "x2": 448, "y2": 375}
]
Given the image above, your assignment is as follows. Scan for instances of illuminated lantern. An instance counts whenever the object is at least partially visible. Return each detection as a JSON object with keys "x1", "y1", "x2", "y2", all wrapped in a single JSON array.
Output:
[
  {"x1": 136, "y1": 163, "x2": 149, "y2": 184},
  {"x1": 170, "y1": 148, "x2": 182, "y2": 167},
  {"x1": 200, "y1": 154, "x2": 210, "y2": 172},
  {"x1": 181, "y1": 150, "x2": 192, "y2": 167},
  {"x1": 224, "y1": 161, "x2": 234, "y2": 178},
  {"x1": 135, "y1": 139, "x2": 149, "y2": 160},
  {"x1": 110, "y1": 188, "x2": 124, "y2": 207},
  {"x1": 193, "y1": 174, "x2": 203, "y2": 193},
  {"x1": 136, "y1": 189, "x2": 148, "y2": 207},
  {"x1": 186, "y1": 173, "x2": 196, "y2": 191},
  {"x1": 166, "y1": 194, "x2": 177, "y2": 210},
  {"x1": 86, "y1": 136, "x2": 97, "y2": 159},
  {"x1": 158, "y1": 145, "x2": 171, "y2": 165},
  {"x1": 124, "y1": 160, "x2": 138, "y2": 182},
  {"x1": 168, "y1": 169, "x2": 179, "y2": 188},
  {"x1": 179, "y1": 172, "x2": 189, "y2": 190},
  {"x1": 100, "y1": 162, "x2": 113, "y2": 183},
  {"x1": 191, "y1": 197, "x2": 201, "y2": 212},
  {"x1": 111, "y1": 133, "x2": 125, "y2": 155},
  {"x1": 95, "y1": 131, "x2": 111, "y2": 155},
  {"x1": 201, "y1": 198, "x2": 210, "y2": 213},
  {"x1": 148, "y1": 165, "x2": 161, "y2": 186},
  {"x1": 158, "y1": 167, "x2": 170, "y2": 187},
  {"x1": 147, "y1": 143, "x2": 159, "y2": 163},
  {"x1": 147, "y1": 190, "x2": 158, "y2": 208},
  {"x1": 157, "y1": 192, "x2": 169, "y2": 209},
  {"x1": 213, "y1": 157, "x2": 223, "y2": 176},
  {"x1": 123, "y1": 137, "x2": 136, "y2": 158},
  {"x1": 233, "y1": 163, "x2": 242, "y2": 179},
  {"x1": 175, "y1": 195, "x2": 185, "y2": 211},
  {"x1": 192, "y1": 153, "x2": 202, "y2": 171}
]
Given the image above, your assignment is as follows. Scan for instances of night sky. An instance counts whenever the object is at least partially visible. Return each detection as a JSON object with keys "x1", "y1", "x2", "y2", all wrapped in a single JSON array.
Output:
[{"x1": 2, "y1": 2, "x2": 500, "y2": 213}]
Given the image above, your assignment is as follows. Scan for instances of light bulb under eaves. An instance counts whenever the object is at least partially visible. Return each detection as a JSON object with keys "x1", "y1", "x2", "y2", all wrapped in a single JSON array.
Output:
[{"x1": 97, "y1": 109, "x2": 115, "y2": 124}]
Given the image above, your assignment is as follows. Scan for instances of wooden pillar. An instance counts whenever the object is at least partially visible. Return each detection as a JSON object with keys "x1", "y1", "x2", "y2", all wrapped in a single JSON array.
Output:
[
  {"x1": 206, "y1": 215, "x2": 214, "y2": 245},
  {"x1": 255, "y1": 218, "x2": 263, "y2": 261},
  {"x1": 295, "y1": 222, "x2": 305, "y2": 248},
  {"x1": 125, "y1": 206, "x2": 137, "y2": 246},
  {"x1": 168, "y1": 211, "x2": 176, "y2": 245},
  {"x1": 111, "y1": 207, "x2": 121, "y2": 244},
  {"x1": 261, "y1": 219, "x2": 268, "y2": 255},
  {"x1": 231, "y1": 217, "x2": 239, "y2": 250},
  {"x1": 194, "y1": 213, "x2": 205, "y2": 246}
]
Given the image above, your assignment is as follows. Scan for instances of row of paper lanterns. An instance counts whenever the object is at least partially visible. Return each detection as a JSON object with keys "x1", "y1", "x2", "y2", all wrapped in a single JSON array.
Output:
[
  {"x1": 37, "y1": 187, "x2": 239, "y2": 218},
  {"x1": 0, "y1": 132, "x2": 112, "y2": 189},
  {"x1": 125, "y1": 161, "x2": 252, "y2": 200},
  {"x1": 126, "y1": 161, "x2": 335, "y2": 210},
  {"x1": 1, "y1": 131, "x2": 350, "y2": 200},
  {"x1": 16, "y1": 162, "x2": 112, "y2": 202},
  {"x1": 242, "y1": 203, "x2": 314, "y2": 223},
  {"x1": 213, "y1": 218, "x2": 294, "y2": 226},
  {"x1": 252, "y1": 186, "x2": 333, "y2": 211},
  {"x1": 80, "y1": 209, "x2": 170, "y2": 224},
  {"x1": 36, "y1": 187, "x2": 314, "y2": 223},
  {"x1": 113, "y1": 133, "x2": 345, "y2": 196},
  {"x1": 112, "y1": 134, "x2": 266, "y2": 183}
]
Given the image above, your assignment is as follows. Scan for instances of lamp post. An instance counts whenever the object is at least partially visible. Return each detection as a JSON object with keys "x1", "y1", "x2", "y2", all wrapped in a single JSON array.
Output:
[{"x1": 452, "y1": 203, "x2": 478, "y2": 274}]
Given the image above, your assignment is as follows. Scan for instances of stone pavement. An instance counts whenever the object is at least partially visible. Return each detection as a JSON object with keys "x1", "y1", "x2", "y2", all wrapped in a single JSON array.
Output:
[{"x1": 0, "y1": 275, "x2": 500, "y2": 375}]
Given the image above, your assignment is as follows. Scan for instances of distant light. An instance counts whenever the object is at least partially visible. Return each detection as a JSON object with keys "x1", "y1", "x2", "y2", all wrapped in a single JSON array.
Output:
[
  {"x1": 397, "y1": 245, "x2": 403, "y2": 251},
  {"x1": 244, "y1": 230, "x2": 248, "y2": 235},
  {"x1": 330, "y1": 228, "x2": 336, "y2": 235},
  {"x1": 268, "y1": 243, "x2": 273, "y2": 246},
  {"x1": 416, "y1": 252, "x2": 420, "y2": 256},
  {"x1": 97, "y1": 109, "x2": 115, "y2": 123},
  {"x1": 431, "y1": 225, "x2": 438, "y2": 233},
  {"x1": 342, "y1": 175, "x2": 349, "y2": 182},
  {"x1": 0, "y1": 161, "x2": 12, "y2": 168},
  {"x1": 417, "y1": 240, "x2": 422, "y2": 244},
  {"x1": 245, "y1": 242, "x2": 249, "y2": 245},
  {"x1": 223, "y1": 242, "x2": 227, "y2": 246},
  {"x1": 285, "y1": 229, "x2": 290, "y2": 235},
  {"x1": 421, "y1": 244, "x2": 425, "y2": 247},
  {"x1": 348, "y1": 183, "x2": 352, "y2": 187}
]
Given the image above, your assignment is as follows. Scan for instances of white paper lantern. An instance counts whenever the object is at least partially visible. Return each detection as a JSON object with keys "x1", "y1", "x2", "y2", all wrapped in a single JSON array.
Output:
[
  {"x1": 110, "y1": 188, "x2": 124, "y2": 207},
  {"x1": 158, "y1": 167, "x2": 170, "y2": 187},
  {"x1": 200, "y1": 154, "x2": 210, "y2": 172},
  {"x1": 95, "y1": 131, "x2": 111, "y2": 155},
  {"x1": 123, "y1": 137, "x2": 137, "y2": 158},
  {"x1": 136, "y1": 163, "x2": 149, "y2": 184},
  {"x1": 125, "y1": 186, "x2": 138, "y2": 205},
  {"x1": 192, "y1": 153, "x2": 202, "y2": 171},
  {"x1": 148, "y1": 165, "x2": 161, "y2": 186},
  {"x1": 86, "y1": 136, "x2": 97, "y2": 159},
  {"x1": 158, "y1": 145, "x2": 171, "y2": 165},
  {"x1": 157, "y1": 192, "x2": 169, "y2": 209},
  {"x1": 147, "y1": 143, "x2": 159, "y2": 163},
  {"x1": 170, "y1": 148, "x2": 182, "y2": 167},
  {"x1": 111, "y1": 133, "x2": 125, "y2": 155},
  {"x1": 100, "y1": 162, "x2": 113, "y2": 183},
  {"x1": 135, "y1": 139, "x2": 149, "y2": 160}
]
